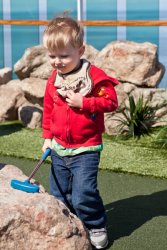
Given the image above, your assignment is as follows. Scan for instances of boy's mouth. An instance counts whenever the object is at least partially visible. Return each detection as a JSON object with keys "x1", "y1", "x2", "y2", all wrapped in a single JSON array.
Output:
[{"x1": 56, "y1": 64, "x2": 65, "y2": 69}]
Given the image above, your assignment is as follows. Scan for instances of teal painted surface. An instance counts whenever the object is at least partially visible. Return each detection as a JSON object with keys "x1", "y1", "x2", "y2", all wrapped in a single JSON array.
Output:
[
  {"x1": 0, "y1": 0, "x2": 166, "y2": 87},
  {"x1": 11, "y1": 0, "x2": 39, "y2": 68},
  {"x1": 127, "y1": 0, "x2": 159, "y2": 46},
  {"x1": 87, "y1": 0, "x2": 117, "y2": 50},
  {"x1": 47, "y1": 0, "x2": 77, "y2": 20},
  {"x1": 0, "y1": 0, "x2": 4, "y2": 68}
]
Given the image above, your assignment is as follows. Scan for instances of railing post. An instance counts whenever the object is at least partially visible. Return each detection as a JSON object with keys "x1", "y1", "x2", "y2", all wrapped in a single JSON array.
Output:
[{"x1": 77, "y1": 0, "x2": 84, "y2": 21}]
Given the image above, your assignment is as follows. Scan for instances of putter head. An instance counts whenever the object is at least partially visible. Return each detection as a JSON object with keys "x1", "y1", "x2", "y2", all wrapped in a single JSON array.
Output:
[{"x1": 11, "y1": 179, "x2": 39, "y2": 193}]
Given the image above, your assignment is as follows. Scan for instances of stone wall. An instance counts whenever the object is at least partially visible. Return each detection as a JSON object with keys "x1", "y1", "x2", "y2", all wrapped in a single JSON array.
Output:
[{"x1": 0, "y1": 41, "x2": 167, "y2": 134}]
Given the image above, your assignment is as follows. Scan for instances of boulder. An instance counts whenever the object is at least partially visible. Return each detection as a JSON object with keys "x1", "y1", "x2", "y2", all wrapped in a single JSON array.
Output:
[
  {"x1": 19, "y1": 78, "x2": 46, "y2": 106},
  {"x1": 18, "y1": 103, "x2": 43, "y2": 128},
  {"x1": 0, "y1": 84, "x2": 26, "y2": 122},
  {"x1": 95, "y1": 40, "x2": 165, "y2": 87},
  {"x1": 14, "y1": 45, "x2": 50, "y2": 80},
  {"x1": 0, "y1": 67, "x2": 12, "y2": 85},
  {"x1": 82, "y1": 44, "x2": 99, "y2": 64},
  {"x1": 7, "y1": 78, "x2": 46, "y2": 106},
  {"x1": 0, "y1": 164, "x2": 91, "y2": 250},
  {"x1": 0, "y1": 78, "x2": 45, "y2": 126}
]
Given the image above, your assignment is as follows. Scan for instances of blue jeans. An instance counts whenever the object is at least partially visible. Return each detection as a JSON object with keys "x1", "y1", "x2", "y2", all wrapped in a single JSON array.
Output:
[{"x1": 50, "y1": 149, "x2": 107, "y2": 229}]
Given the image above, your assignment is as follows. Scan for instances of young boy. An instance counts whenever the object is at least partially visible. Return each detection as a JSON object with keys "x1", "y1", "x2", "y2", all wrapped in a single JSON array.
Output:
[{"x1": 42, "y1": 16, "x2": 118, "y2": 249}]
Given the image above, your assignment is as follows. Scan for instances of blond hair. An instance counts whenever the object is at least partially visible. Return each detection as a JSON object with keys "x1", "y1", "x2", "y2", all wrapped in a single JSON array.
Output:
[{"x1": 43, "y1": 17, "x2": 84, "y2": 51}]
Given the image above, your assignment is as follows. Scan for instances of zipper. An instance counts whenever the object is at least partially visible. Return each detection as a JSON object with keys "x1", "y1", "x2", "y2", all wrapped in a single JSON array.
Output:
[{"x1": 66, "y1": 106, "x2": 71, "y2": 145}]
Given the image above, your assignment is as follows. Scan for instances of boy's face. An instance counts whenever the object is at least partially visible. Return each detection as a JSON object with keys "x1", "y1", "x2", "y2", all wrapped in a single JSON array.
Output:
[{"x1": 48, "y1": 44, "x2": 85, "y2": 75}]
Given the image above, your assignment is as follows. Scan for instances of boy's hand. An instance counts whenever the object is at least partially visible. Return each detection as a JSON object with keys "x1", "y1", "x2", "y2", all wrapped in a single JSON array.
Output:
[
  {"x1": 42, "y1": 139, "x2": 52, "y2": 153},
  {"x1": 66, "y1": 90, "x2": 83, "y2": 108}
]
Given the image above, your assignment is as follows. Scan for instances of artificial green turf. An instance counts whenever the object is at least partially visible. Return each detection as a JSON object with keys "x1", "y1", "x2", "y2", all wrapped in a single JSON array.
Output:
[
  {"x1": 100, "y1": 170, "x2": 167, "y2": 250},
  {"x1": 0, "y1": 122, "x2": 167, "y2": 179},
  {"x1": 1, "y1": 155, "x2": 167, "y2": 250},
  {"x1": 1, "y1": 122, "x2": 167, "y2": 249}
]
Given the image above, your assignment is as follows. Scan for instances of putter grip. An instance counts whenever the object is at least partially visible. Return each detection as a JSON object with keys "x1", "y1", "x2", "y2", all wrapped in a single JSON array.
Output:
[{"x1": 41, "y1": 148, "x2": 51, "y2": 161}]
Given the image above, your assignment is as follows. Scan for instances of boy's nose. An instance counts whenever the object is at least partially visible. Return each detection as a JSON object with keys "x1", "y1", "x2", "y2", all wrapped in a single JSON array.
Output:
[{"x1": 54, "y1": 57, "x2": 61, "y2": 65}]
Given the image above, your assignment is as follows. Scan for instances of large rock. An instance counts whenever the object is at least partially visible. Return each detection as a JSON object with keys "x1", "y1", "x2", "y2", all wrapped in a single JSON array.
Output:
[
  {"x1": 14, "y1": 45, "x2": 50, "y2": 80},
  {"x1": 18, "y1": 103, "x2": 43, "y2": 128},
  {"x1": 7, "y1": 78, "x2": 46, "y2": 106},
  {"x1": 0, "y1": 78, "x2": 46, "y2": 125},
  {"x1": 0, "y1": 84, "x2": 26, "y2": 121},
  {"x1": 0, "y1": 67, "x2": 12, "y2": 85},
  {"x1": 95, "y1": 40, "x2": 165, "y2": 87},
  {"x1": 21, "y1": 78, "x2": 45, "y2": 106},
  {"x1": 82, "y1": 44, "x2": 99, "y2": 64},
  {"x1": 0, "y1": 164, "x2": 91, "y2": 250}
]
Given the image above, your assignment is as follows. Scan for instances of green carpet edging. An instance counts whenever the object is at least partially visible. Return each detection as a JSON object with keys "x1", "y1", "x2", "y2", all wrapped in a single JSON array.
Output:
[
  {"x1": 0, "y1": 148, "x2": 167, "y2": 180},
  {"x1": 99, "y1": 140, "x2": 167, "y2": 179},
  {"x1": 0, "y1": 122, "x2": 167, "y2": 179}
]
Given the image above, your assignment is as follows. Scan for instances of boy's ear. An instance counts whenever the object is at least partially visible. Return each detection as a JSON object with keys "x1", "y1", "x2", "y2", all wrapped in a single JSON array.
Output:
[{"x1": 79, "y1": 45, "x2": 85, "y2": 57}]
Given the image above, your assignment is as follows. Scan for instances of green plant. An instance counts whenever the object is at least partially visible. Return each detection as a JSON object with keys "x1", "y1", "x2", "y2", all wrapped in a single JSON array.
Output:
[
  {"x1": 115, "y1": 95, "x2": 158, "y2": 139},
  {"x1": 155, "y1": 125, "x2": 167, "y2": 148}
]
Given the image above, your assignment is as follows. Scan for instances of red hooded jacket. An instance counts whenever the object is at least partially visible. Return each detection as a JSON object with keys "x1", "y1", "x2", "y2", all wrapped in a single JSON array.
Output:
[{"x1": 42, "y1": 64, "x2": 118, "y2": 148}]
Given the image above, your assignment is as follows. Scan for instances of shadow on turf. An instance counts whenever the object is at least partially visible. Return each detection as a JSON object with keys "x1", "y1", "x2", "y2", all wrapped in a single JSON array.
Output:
[
  {"x1": 105, "y1": 190, "x2": 167, "y2": 248},
  {"x1": 0, "y1": 163, "x2": 6, "y2": 170},
  {"x1": 0, "y1": 123, "x2": 23, "y2": 136}
]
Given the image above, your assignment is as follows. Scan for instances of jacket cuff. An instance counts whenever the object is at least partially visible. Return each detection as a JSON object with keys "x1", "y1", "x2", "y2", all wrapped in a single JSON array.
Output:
[{"x1": 42, "y1": 129, "x2": 53, "y2": 139}]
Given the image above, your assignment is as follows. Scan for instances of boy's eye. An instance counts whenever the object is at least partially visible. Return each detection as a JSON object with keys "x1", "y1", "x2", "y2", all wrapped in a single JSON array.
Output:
[
  {"x1": 48, "y1": 55, "x2": 68, "y2": 59},
  {"x1": 60, "y1": 55, "x2": 68, "y2": 58},
  {"x1": 48, "y1": 55, "x2": 55, "y2": 59}
]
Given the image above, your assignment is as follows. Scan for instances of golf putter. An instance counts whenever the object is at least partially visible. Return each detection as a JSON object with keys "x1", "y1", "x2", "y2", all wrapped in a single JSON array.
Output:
[{"x1": 10, "y1": 148, "x2": 51, "y2": 193}]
